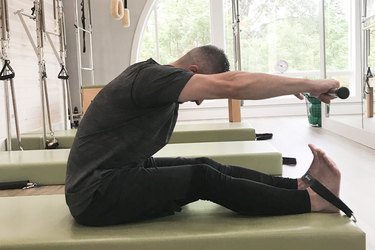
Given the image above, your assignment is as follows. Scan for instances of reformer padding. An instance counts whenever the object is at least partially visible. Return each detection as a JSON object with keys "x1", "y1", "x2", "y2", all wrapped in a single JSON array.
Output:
[
  {"x1": 10, "y1": 129, "x2": 77, "y2": 150},
  {"x1": 10, "y1": 122, "x2": 256, "y2": 150},
  {"x1": 0, "y1": 195, "x2": 365, "y2": 250},
  {"x1": 170, "y1": 122, "x2": 256, "y2": 143},
  {"x1": 0, "y1": 141, "x2": 282, "y2": 185},
  {"x1": 155, "y1": 141, "x2": 281, "y2": 175},
  {"x1": 0, "y1": 149, "x2": 69, "y2": 185}
]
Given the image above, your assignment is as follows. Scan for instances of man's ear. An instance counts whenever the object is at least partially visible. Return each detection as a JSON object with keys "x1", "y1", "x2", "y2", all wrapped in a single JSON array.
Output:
[{"x1": 188, "y1": 65, "x2": 199, "y2": 74}]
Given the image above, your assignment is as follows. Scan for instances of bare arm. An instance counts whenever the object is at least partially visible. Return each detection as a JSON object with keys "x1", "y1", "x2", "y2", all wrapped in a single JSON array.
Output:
[{"x1": 178, "y1": 71, "x2": 340, "y2": 104}]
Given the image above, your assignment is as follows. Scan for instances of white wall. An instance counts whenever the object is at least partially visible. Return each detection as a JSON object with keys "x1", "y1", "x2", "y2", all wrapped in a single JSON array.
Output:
[{"x1": 62, "y1": 0, "x2": 148, "y2": 113}]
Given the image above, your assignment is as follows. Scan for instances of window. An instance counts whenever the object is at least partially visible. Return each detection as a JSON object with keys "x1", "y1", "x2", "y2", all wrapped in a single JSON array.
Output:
[
  {"x1": 134, "y1": 0, "x2": 358, "y2": 119},
  {"x1": 224, "y1": 0, "x2": 352, "y2": 81},
  {"x1": 225, "y1": 0, "x2": 322, "y2": 75},
  {"x1": 139, "y1": 0, "x2": 211, "y2": 64}
]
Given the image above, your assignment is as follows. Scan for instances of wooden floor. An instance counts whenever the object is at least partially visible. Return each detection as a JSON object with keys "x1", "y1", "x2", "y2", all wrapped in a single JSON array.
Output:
[
  {"x1": 0, "y1": 185, "x2": 64, "y2": 197},
  {"x1": 249, "y1": 116, "x2": 375, "y2": 250},
  {"x1": 0, "y1": 116, "x2": 374, "y2": 249}
]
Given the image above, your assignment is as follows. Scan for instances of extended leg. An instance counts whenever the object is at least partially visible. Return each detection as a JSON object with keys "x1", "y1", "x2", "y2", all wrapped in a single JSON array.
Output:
[
  {"x1": 151, "y1": 157, "x2": 297, "y2": 189},
  {"x1": 74, "y1": 162, "x2": 310, "y2": 226}
]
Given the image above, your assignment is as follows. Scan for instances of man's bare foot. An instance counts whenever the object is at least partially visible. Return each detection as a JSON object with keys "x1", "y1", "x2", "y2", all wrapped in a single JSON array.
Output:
[
  {"x1": 298, "y1": 144, "x2": 341, "y2": 213},
  {"x1": 307, "y1": 187, "x2": 339, "y2": 213}
]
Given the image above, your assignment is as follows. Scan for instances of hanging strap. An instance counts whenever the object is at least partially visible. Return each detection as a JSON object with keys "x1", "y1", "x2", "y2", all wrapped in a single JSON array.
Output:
[
  {"x1": 58, "y1": 65, "x2": 69, "y2": 79},
  {"x1": 41, "y1": 61, "x2": 47, "y2": 79},
  {"x1": 31, "y1": 3, "x2": 36, "y2": 16},
  {"x1": 0, "y1": 60, "x2": 15, "y2": 80},
  {"x1": 366, "y1": 67, "x2": 373, "y2": 89},
  {"x1": 81, "y1": 0, "x2": 86, "y2": 53}
]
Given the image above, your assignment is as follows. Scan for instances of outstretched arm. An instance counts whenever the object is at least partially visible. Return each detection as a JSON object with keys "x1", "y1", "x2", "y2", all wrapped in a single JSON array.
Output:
[{"x1": 178, "y1": 71, "x2": 339, "y2": 104}]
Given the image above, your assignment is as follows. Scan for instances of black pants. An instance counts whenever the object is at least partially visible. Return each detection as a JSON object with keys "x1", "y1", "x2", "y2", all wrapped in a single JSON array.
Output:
[{"x1": 74, "y1": 157, "x2": 310, "y2": 226}]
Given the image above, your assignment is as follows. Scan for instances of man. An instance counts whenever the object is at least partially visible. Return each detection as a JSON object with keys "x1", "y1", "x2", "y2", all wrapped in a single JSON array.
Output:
[{"x1": 66, "y1": 45, "x2": 344, "y2": 226}]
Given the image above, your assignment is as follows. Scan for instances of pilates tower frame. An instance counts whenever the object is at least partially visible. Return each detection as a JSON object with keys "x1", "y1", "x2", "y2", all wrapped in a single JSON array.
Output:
[
  {"x1": 15, "y1": 0, "x2": 73, "y2": 148},
  {"x1": 0, "y1": 0, "x2": 22, "y2": 151}
]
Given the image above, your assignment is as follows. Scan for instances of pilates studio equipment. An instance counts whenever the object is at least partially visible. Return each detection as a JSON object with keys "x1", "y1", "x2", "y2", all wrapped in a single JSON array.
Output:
[
  {"x1": 0, "y1": 141, "x2": 282, "y2": 185},
  {"x1": 111, "y1": 0, "x2": 130, "y2": 27},
  {"x1": 327, "y1": 87, "x2": 350, "y2": 99},
  {"x1": 74, "y1": 0, "x2": 95, "y2": 111},
  {"x1": 11, "y1": 121, "x2": 257, "y2": 150},
  {"x1": 48, "y1": 0, "x2": 75, "y2": 129},
  {"x1": 0, "y1": 195, "x2": 365, "y2": 250},
  {"x1": 365, "y1": 67, "x2": 374, "y2": 118},
  {"x1": 15, "y1": 1, "x2": 57, "y2": 149},
  {"x1": 0, "y1": 0, "x2": 23, "y2": 151},
  {"x1": 15, "y1": 0, "x2": 73, "y2": 148}
]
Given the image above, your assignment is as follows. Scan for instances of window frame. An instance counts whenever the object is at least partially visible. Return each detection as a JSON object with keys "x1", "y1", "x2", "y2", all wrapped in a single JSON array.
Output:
[{"x1": 131, "y1": 0, "x2": 362, "y2": 119}]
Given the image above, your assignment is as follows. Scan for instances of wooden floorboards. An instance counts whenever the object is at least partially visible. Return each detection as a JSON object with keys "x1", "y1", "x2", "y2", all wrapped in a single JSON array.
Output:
[
  {"x1": 0, "y1": 185, "x2": 64, "y2": 197},
  {"x1": 249, "y1": 116, "x2": 375, "y2": 250}
]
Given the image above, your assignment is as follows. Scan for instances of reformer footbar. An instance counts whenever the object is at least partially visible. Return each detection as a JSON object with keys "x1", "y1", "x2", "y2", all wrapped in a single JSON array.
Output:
[{"x1": 302, "y1": 173, "x2": 356, "y2": 222}]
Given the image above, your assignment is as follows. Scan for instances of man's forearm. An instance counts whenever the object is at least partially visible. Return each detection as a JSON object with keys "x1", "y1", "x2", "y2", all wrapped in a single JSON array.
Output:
[{"x1": 220, "y1": 71, "x2": 337, "y2": 101}]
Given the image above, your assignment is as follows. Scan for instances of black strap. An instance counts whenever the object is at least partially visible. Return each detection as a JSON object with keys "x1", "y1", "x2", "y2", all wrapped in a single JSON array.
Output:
[
  {"x1": 58, "y1": 65, "x2": 69, "y2": 79},
  {"x1": 0, "y1": 180, "x2": 37, "y2": 190},
  {"x1": 0, "y1": 60, "x2": 15, "y2": 80},
  {"x1": 256, "y1": 133, "x2": 273, "y2": 140},
  {"x1": 282, "y1": 157, "x2": 297, "y2": 165},
  {"x1": 81, "y1": 0, "x2": 86, "y2": 53},
  {"x1": 41, "y1": 62, "x2": 47, "y2": 79},
  {"x1": 303, "y1": 173, "x2": 356, "y2": 222},
  {"x1": 31, "y1": 4, "x2": 35, "y2": 16}
]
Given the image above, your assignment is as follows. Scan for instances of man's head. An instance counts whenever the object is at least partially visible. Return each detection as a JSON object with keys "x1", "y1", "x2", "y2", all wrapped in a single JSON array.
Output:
[{"x1": 172, "y1": 45, "x2": 230, "y2": 74}]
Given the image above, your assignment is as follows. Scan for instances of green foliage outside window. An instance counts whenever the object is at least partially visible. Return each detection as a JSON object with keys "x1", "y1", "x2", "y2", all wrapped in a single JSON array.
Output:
[{"x1": 140, "y1": 0, "x2": 349, "y2": 78}]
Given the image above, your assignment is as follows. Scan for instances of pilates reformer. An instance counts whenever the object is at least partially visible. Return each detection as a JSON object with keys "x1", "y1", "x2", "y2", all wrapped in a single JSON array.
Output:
[
  {"x1": 0, "y1": 0, "x2": 23, "y2": 151},
  {"x1": 15, "y1": 0, "x2": 74, "y2": 149},
  {"x1": 0, "y1": 194, "x2": 365, "y2": 250}
]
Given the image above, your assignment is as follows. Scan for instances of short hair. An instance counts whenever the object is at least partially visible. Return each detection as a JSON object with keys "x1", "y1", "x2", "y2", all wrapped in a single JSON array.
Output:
[{"x1": 188, "y1": 45, "x2": 230, "y2": 74}]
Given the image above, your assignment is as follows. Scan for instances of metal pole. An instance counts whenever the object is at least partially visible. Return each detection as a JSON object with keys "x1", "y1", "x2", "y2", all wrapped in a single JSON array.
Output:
[
  {"x1": 3, "y1": 82, "x2": 11, "y2": 150},
  {"x1": 0, "y1": 0, "x2": 11, "y2": 150},
  {"x1": 58, "y1": 0, "x2": 74, "y2": 127},
  {"x1": 319, "y1": 0, "x2": 329, "y2": 118},
  {"x1": 232, "y1": 0, "x2": 241, "y2": 71},
  {"x1": 74, "y1": 0, "x2": 83, "y2": 89},
  {"x1": 34, "y1": 0, "x2": 48, "y2": 146},
  {"x1": 1, "y1": 0, "x2": 23, "y2": 150}
]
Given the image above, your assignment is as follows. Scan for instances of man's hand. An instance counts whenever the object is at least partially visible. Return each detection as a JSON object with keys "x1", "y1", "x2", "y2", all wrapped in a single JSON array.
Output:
[{"x1": 309, "y1": 79, "x2": 340, "y2": 104}]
